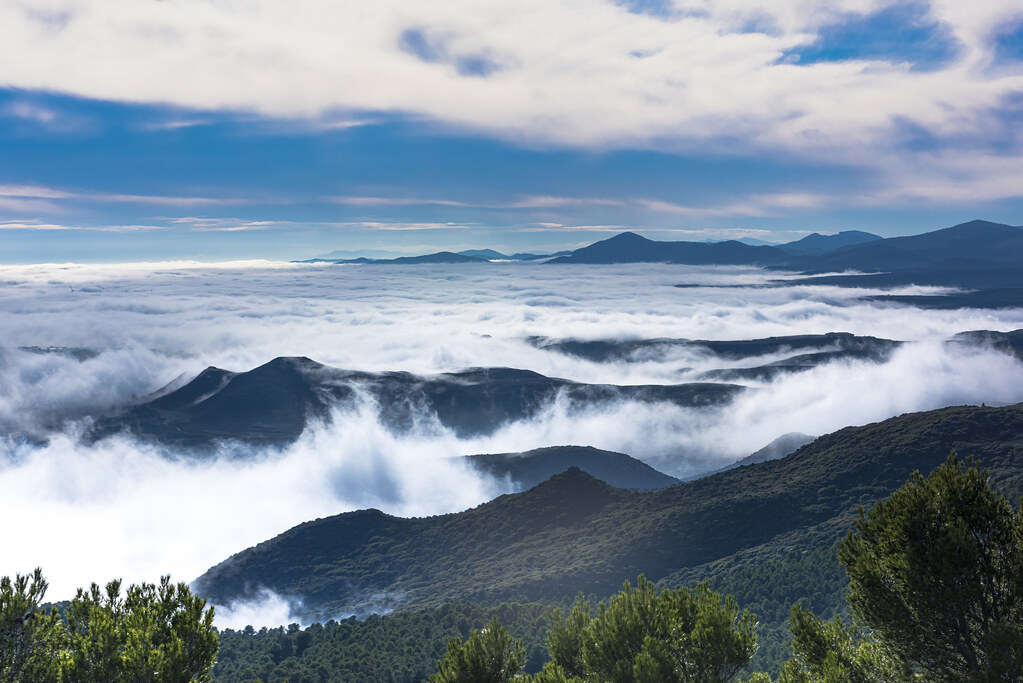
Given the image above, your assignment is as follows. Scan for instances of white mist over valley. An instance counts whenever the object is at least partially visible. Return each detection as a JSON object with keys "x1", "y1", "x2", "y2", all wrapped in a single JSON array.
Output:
[{"x1": 2, "y1": 259, "x2": 1023, "y2": 626}]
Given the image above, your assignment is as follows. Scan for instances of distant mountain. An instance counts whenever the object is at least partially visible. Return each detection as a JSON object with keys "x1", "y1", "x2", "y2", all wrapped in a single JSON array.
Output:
[
  {"x1": 547, "y1": 232, "x2": 794, "y2": 266},
  {"x1": 313, "y1": 249, "x2": 405, "y2": 260},
  {"x1": 529, "y1": 332, "x2": 900, "y2": 366},
  {"x1": 465, "y1": 445, "x2": 680, "y2": 491},
  {"x1": 296, "y1": 251, "x2": 488, "y2": 265},
  {"x1": 18, "y1": 346, "x2": 99, "y2": 362},
  {"x1": 517, "y1": 250, "x2": 572, "y2": 261},
  {"x1": 194, "y1": 402, "x2": 1023, "y2": 622},
  {"x1": 458, "y1": 249, "x2": 509, "y2": 260},
  {"x1": 792, "y1": 220, "x2": 1023, "y2": 273},
  {"x1": 778, "y1": 230, "x2": 882, "y2": 255},
  {"x1": 948, "y1": 329, "x2": 1023, "y2": 360},
  {"x1": 540, "y1": 222, "x2": 1023, "y2": 304},
  {"x1": 89, "y1": 357, "x2": 744, "y2": 448},
  {"x1": 706, "y1": 433, "x2": 815, "y2": 476}
]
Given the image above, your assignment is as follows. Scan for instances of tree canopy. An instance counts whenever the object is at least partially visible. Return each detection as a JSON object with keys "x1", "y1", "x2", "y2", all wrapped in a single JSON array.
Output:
[
  {"x1": 838, "y1": 454, "x2": 1023, "y2": 681},
  {"x1": 429, "y1": 615, "x2": 526, "y2": 683},
  {"x1": 0, "y1": 569, "x2": 218, "y2": 683}
]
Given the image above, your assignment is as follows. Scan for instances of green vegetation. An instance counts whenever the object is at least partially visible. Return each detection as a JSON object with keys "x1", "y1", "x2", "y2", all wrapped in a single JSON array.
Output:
[
  {"x1": 429, "y1": 616, "x2": 526, "y2": 683},
  {"x1": 1, "y1": 570, "x2": 217, "y2": 682},
  {"x1": 213, "y1": 602, "x2": 552, "y2": 682},
  {"x1": 839, "y1": 455, "x2": 1023, "y2": 681},
  {"x1": 775, "y1": 605, "x2": 911, "y2": 682},
  {"x1": 203, "y1": 403, "x2": 1023, "y2": 680},
  {"x1": 1, "y1": 568, "x2": 63, "y2": 681},
  {"x1": 198, "y1": 404, "x2": 1023, "y2": 623},
  {"x1": 543, "y1": 577, "x2": 757, "y2": 682}
]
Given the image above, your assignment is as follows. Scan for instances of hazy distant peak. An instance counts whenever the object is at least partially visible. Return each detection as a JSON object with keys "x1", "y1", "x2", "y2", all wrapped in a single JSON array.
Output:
[{"x1": 780, "y1": 230, "x2": 882, "y2": 253}]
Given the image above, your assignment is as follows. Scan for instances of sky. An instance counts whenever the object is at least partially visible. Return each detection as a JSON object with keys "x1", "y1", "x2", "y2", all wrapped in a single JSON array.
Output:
[{"x1": 1, "y1": 0, "x2": 1023, "y2": 261}]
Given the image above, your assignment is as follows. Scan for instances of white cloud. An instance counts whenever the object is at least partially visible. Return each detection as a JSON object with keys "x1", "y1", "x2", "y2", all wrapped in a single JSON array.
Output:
[
  {"x1": 2, "y1": 260, "x2": 1023, "y2": 613},
  {"x1": 0, "y1": 0, "x2": 1020, "y2": 164}
]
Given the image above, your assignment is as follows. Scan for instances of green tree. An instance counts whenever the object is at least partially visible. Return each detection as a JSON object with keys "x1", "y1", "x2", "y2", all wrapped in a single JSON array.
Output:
[
  {"x1": 429, "y1": 615, "x2": 526, "y2": 683},
  {"x1": 61, "y1": 575, "x2": 219, "y2": 682},
  {"x1": 837, "y1": 454, "x2": 1023, "y2": 682},
  {"x1": 1, "y1": 569, "x2": 217, "y2": 683},
  {"x1": 544, "y1": 595, "x2": 592, "y2": 679},
  {"x1": 0, "y1": 568, "x2": 64, "y2": 681},
  {"x1": 776, "y1": 605, "x2": 912, "y2": 683},
  {"x1": 547, "y1": 576, "x2": 757, "y2": 683}
]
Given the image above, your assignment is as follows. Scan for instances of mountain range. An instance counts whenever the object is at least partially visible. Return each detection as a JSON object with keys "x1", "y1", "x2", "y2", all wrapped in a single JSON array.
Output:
[
  {"x1": 298, "y1": 219, "x2": 1023, "y2": 307},
  {"x1": 88, "y1": 357, "x2": 742, "y2": 448},
  {"x1": 194, "y1": 401, "x2": 1023, "y2": 629},
  {"x1": 86, "y1": 328, "x2": 1023, "y2": 450}
]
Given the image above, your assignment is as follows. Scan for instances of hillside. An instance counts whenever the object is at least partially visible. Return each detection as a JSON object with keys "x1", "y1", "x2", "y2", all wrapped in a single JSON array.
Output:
[
  {"x1": 793, "y1": 220, "x2": 1023, "y2": 272},
  {"x1": 777, "y1": 230, "x2": 882, "y2": 254},
  {"x1": 195, "y1": 402, "x2": 1023, "y2": 624},
  {"x1": 89, "y1": 357, "x2": 743, "y2": 447},
  {"x1": 464, "y1": 445, "x2": 680, "y2": 490},
  {"x1": 547, "y1": 232, "x2": 794, "y2": 265},
  {"x1": 529, "y1": 332, "x2": 901, "y2": 366}
]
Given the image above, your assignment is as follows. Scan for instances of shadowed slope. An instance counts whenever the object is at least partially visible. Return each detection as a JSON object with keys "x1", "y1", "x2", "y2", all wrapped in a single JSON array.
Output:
[{"x1": 194, "y1": 403, "x2": 1023, "y2": 621}]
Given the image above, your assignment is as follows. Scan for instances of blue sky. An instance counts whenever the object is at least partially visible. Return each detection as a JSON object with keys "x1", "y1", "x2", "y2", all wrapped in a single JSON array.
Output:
[{"x1": 1, "y1": 0, "x2": 1022, "y2": 262}]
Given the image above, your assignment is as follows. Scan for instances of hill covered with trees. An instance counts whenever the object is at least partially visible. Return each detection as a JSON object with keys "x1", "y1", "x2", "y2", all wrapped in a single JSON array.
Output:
[{"x1": 197, "y1": 402, "x2": 1023, "y2": 675}]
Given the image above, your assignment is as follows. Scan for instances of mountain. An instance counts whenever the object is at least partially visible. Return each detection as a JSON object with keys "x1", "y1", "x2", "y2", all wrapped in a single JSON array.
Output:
[
  {"x1": 312, "y1": 249, "x2": 405, "y2": 260},
  {"x1": 458, "y1": 249, "x2": 508, "y2": 260},
  {"x1": 529, "y1": 332, "x2": 900, "y2": 366},
  {"x1": 547, "y1": 232, "x2": 794, "y2": 266},
  {"x1": 464, "y1": 445, "x2": 680, "y2": 491},
  {"x1": 517, "y1": 250, "x2": 571, "y2": 261},
  {"x1": 296, "y1": 251, "x2": 489, "y2": 264},
  {"x1": 705, "y1": 432, "x2": 815, "y2": 476},
  {"x1": 792, "y1": 220, "x2": 1023, "y2": 273},
  {"x1": 194, "y1": 402, "x2": 1023, "y2": 622},
  {"x1": 89, "y1": 358, "x2": 744, "y2": 448},
  {"x1": 948, "y1": 329, "x2": 1023, "y2": 360},
  {"x1": 778, "y1": 230, "x2": 882, "y2": 254}
]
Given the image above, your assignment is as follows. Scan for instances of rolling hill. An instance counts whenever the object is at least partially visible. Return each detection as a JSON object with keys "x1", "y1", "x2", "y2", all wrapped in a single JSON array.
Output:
[
  {"x1": 463, "y1": 445, "x2": 680, "y2": 491},
  {"x1": 194, "y1": 402, "x2": 1023, "y2": 624}
]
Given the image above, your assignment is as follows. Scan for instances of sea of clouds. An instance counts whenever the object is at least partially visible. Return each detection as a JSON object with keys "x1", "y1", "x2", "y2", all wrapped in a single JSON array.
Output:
[{"x1": 2, "y1": 260, "x2": 1022, "y2": 626}]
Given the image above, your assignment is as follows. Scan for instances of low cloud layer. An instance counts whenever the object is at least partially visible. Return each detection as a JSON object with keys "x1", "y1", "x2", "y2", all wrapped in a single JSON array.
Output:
[{"x1": 1, "y1": 260, "x2": 1022, "y2": 624}]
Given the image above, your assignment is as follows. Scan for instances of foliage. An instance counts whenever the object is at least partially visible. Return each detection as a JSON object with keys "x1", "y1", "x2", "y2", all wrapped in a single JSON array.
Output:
[
  {"x1": 775, "y1": 605, "x2": 912, "y2": 683},
  {"x1": 61, "y1": 575, "x2": 219, "y2": 682},
  {"x1": 428, "y1": 616, "x2": 525, "y2": 683},
  {"x1": 0, "y1": 568, "x2": 64, "y2": 681},
  {"x1": 213, "y1": 601, "x2": 552, "y2": 683},
  {"x1": 198, "y1": 403, "x2": 1023, "y2": 654},
  {"x1": 547, "y1": 576, "x2": 757, "y2": 683},
  {"x1": 838, "y1": 454, "x2": 1023, "y2": 682},
  {"x1": 0, "y1": 570, "x2": 217, "y2": 683}
]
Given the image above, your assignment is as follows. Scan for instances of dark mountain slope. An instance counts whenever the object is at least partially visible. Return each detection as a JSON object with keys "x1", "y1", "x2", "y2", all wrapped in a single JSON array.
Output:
[
  {"x1": 794, "y1": 220, "x2": 1023, "y2": 273},
  {"x1": 548, "y1": 232, "x2": 793, "y2": 266},
  {"x1": 464, "y1": 445, "x2": 680, "y2": 491},
  {"x1": 529, "y1": 332, "x2": 900, "y2": 366},
  {"x1": 90, "y1": 358, "x2": 743, "y2": 448},
  {"x1": 298, "y1": 252, "x2": 488, "y2": 264},
  {"x1": 778, "y1": 231, "x2": 882, "y2": 254},
  {"x1": 194, "y1": 403, "x2": 1023, "y2": 621}
]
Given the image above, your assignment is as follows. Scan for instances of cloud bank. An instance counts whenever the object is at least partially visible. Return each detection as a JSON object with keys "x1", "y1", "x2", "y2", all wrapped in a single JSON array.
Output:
[{"x1": 1, "y1": 260, "x2": 1022, "y2": 624}]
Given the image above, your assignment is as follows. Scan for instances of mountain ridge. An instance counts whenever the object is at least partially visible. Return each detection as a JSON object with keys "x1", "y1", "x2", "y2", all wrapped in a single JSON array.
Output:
[{"x1": 194, "y1": 402, "x2": 1023, "y2": 621}]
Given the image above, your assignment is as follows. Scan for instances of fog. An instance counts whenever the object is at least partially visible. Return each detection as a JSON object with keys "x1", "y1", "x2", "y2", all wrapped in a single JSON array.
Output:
[{"x1": 1, "y1": 260, "x2": 1022, "y2": 625}]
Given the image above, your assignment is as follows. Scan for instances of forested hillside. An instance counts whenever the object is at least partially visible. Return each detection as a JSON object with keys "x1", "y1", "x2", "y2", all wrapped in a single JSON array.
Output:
[{"x1": 200, "y1": 402, "x2": 1023, "y2": 676}]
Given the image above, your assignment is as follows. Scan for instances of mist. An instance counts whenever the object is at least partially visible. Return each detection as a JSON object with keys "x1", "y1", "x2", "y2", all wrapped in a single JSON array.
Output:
[{"x1": 2, "y1": 260, "x2": 1022, "y2": 625}]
